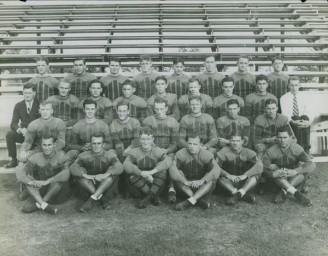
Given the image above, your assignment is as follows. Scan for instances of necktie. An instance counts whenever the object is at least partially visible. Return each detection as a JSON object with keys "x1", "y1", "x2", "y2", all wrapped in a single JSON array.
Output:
[
  {"x1": 27, "y1": 105, "x2": 31, "y2": 115},
  {"x1": 292, "y1": 94, "x2": 299, "y2": 117}
]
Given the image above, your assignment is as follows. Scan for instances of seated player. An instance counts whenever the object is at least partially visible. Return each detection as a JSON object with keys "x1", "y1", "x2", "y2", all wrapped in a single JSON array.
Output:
[
  {"x1": 167, "y1": 58, "x2": 190, "y2": 99},
  {"x1": 63, "y1": 58, "x2": 97, "y2": 99},
  {"x1": 100, "y1": 57, "x2": 128, "y2": 101},
  {"x1": 179, "y1": 95, "x2": 218, "y2": 155},
  {"x1": 113, "y1": 79, "x2": 150, "y2": 123},
  {"x1": 147, "y1": 75, "x2": 180, "y2": 120},
  {"x1": 18, "y1": 101, "x2": 66, "y2": 163},
  {"x1": 216, "y1": 133, "x2": 263, "y2": 206},
  {"x1": 169, "y1": 134, "x2": 221, "y2": 210},
  {"x1": 28, "y1": 57, "x2": 59, "y2": 102},
  {"x1": 6, "y1": 83, "x2": 39, "y2": 168},
  {"x1": 245, "y1": 74, "x2": 278, "y2": 123},
  {"x1": 262, "y1": 127, "x2": 315, "y2": 206},
  {"x1": 178, "y1": 77, "x2": 212, "y2": 116},
  {"x1": 123, "y1": 127, "x2": 172, "y2": 209},
  {"x1": 229, "y1": 55, "x2": 256, "y2": 100},
  {"x1": 196, "y1": 55, "x2": 224, "y2": 98},
  {"x1": 78, "y1": 79, "x2": 113, "y2": 126},
  {"x1": 212, "y1": 76, "x2": 245, "y2": 119},
  {"x1": 143, "y1": 97, "x2": 180, "y2": 203},
  {"x1": 216, "y1": 99, "x2": 250, "y2": 149},
  {"x1": 16, "y1": 135, "x2": 70, "y2": 214},
  {"x1": 70, "y1": 134, "x2": 124, "y2": 212},
  {"x1": 133, "y1": 55, "x2": 159, "y2": 100}
]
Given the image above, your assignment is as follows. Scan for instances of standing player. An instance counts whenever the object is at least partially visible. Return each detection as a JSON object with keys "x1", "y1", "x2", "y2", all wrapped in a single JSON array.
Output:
[
  {"x1": 78, "y1": 79, "x2": 113, "y2": 126},
  {"x1": 229, "y1": 56, "x2": 256, "y2": 99},
  {"x1": 263, "y1": 127, "x2": 315, "y2": 206},
  {"x1": 133, "y1": 55, "x2": 159, "y2": 100},
  {"x1": 28, "y1": 57, "x2": 59, "y2": 102},
  {"x1": 280, "y1": 76, "x2": 312, "y2": 155},
  {"x1": 178, "y1": 77, "x2": 212, "y2": 116},
  {"x1": 179, "y1": 95, "x2": 218, "y2": 155},
  {"x1": 169, "y1": 134, "x2": 221, "y2": 210},
  {"x1": 216, "y1": 99, "x2": 250, "y2": 149},
  {"x1": 70, "y1": 134, "x2": 124, "y2": 212},
  {"x1": 123, "y1": 127, "x2": 172, "y2": 209},
  {"x1": 63, "y1": 58, "x2": 97, "y2": 100},
  {"x1": 167, "y1": 58, "x2": 190, "y2": 99},
  {"x1": 147, "y1": 76, "x2": 180, "y2": 120},
  {"x1": 216, "y1": 133, "x2": 263, "y2": 206},
  {"x1": 196, "y1": 56, "x2": 224, "y2": 99},
  {"x1": 212, "y1": 76, "x2": 245, "y2": 119},
  {"x1": 16, "y1": 136, "x2": 70, "y2": 214},
  {"x1": 100, "y1": 58, "x2": 128, "y2": 101},
  {"x1": 6, "y1": 83, "x2": 40, "y2": 168}
]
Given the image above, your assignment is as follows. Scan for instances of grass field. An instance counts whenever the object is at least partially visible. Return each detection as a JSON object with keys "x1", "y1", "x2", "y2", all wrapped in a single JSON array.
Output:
[{"x1": 0, "y1": 163, "x2": 328, "y2": 256}]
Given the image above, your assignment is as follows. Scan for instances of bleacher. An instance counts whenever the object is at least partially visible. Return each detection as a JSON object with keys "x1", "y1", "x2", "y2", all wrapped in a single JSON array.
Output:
[{"x1": 0, "y1": 0, "x2": 328, "y2": 159}]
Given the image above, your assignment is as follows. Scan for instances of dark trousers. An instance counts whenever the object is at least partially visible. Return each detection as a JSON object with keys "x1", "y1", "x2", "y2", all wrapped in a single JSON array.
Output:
[
  {"x1": 291, "y1": 115, "x2": 311, "y2": 152},
  {"x1": 6, "y1": 130, "x2": 24, "y2": 159}
]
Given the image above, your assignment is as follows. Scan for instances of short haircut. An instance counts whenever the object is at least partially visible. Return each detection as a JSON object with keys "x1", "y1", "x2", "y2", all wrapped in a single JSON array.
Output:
[
  {"x1": 187, "y1": 133, "x2": 200, "y2": 141},
  {"x1": 271, "y1": 56, "x2": 284, "y2": 64},
  {"x1": 116, "y1": 100, "x2": 130, "y2": 110},
  {"x1": 36, "y1": 56, "x2": 49, "y2": 65},
  {"x1": 277, "y1": 126, "x2": 293, "y2": 136},
  {"x1": 89, "y1": 79, "x2": 104, "y2": 89},
  {"x1": 188, "y1": 95, "x2": 202, "y2": 104},
  {"x1": 73, "y1": 58, "x2": 86, "y2": 65},
  {"x1": 188, "y1": 77, "x2": 201, "y2": 86},
  {"x1": 140, "y1": 55, "x2": 152, "y2": 62},
  {"x1": 155, "y1": 75, "x2": 167, "y2": 84},
  {"x1": 140, "y1": 126, "x2": 153, "y2": 136},
  {"x1": 122, "y1": 79, "x2": 136, "y2": 88},
  {"x1": 230, "y1": 132, "x2": 243, "y2": 139},
  {"x1": 41, "y1": 134, "x2": 56, "y2": 143},
  {"x1": 90, "y1": 133, "x2": 105, "y2": 142},
  {"x1": 256, "y1": 74, "x2": 268, "y2": 83},
  {"x1": 83, "y1": 98, "x2": 97, "y2": 109},
  {"x1": 173, "y1": 58, "x2": 184, "y2": 65},
  {"x1": 204, "y1": 55, "x2": 215, "y2": 61},
  {"x1": 237, "y1": 55, "x2": 250, "y2": 62},
  {"x1": 221, "y1": 76, "x2": 234, "y2": 86},
  {"x1": 59, "y1": 80, "x2": 71, "y2": 87},
  {"x1": 109, "y1": 57, "x2": 121, "y2": 65},
  {"x1": 154, "y1": 97, "x2": 168, "y2": 107},
  {"x1": 265, "y1": 98, "x2": 278, "y2": 106},
  {"x1": 227, "y1": 99, "x2": 240, "y2": 107},
  {"x1": 23, "y1": 83, "x2": 36, "y2": 92},
  {"x1": 288, "y1": 76, "x2": 300, "y2": 85},
  {"x1": 39, "y1": 100, "x2": 54, "y2": 109}
]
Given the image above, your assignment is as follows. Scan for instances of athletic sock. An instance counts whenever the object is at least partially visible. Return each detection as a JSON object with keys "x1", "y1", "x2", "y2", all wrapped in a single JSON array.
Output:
[
  {"x1": 231, "y1": 188, "x2": 238, "y2": 195},
  {"x1": 91, "y1": 195, "x2": 98, "y2": 200},
  {"x1": 97, "y1": 194, "x2": 103, "y2": 200},
  {"x1": 38, "y1": 202, "x2": 48, "y2": 210},
  {"x1": 168, "y1": 187, "x2": 176, "y2": 193},
  {"x1": 188, "y1": 197, "x2": 197, "y2": 205},
  {"x1": 238, "y1": 189, "x2": 246, "y2": 197},
  {"x1": 287, "y1": 187, "x2": 297, "y2": 195}
]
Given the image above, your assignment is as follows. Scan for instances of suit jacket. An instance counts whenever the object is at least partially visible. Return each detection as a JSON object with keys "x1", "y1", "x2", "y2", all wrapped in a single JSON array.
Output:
[{"x1": 10, "y1": 99, "x2": 40, "y2": 132}]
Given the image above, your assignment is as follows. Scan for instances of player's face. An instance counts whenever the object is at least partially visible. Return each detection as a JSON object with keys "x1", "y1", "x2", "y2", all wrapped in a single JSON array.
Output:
[
  {"x1": 58, "y1": 82, "x2": 71, "y2": 97},
  {"x1": 109, "y1": 61, "x2": 120, "y2": 75},
  {"x1": 117, "y1": 105, "x2": 129, "y2": 121},
  {"x1": 23, "y1": 88, "x2": 36, "y2": 102},
  {"x1": 84, "y1": 104, "x2": 97, "y2": 119},
  {"x1": 278, "y1": 132, "x2": 292, "y2": 148},
  {"x1": 230, "y1": 136, "x2": 243, "y2": 151},
  {"x1": 289, "y1": 80, "x2": 300, "y2": 94},
  {"x1": 272, "y1": 60, "x2": 284, "y2": 72},
  {"x1": 73, "y1": 60, "x2": 86, "y2": 75},
  {"x1": 90, "y1": 83, "x2": 103, "y2": 98},
  {"x1": 155, "y1": 79, "x2": 167, "y2": 94},
  {"x1": 227, "y1": 104, "x2": 240, "y2": 118},
  {"x1": 39, "y1": 104, "x2": 53, "y2": 120},
  {"x1": 140, "y1": 60, "x2": 152, "y2": 73},
  {"x1": 36, "y1": 61, "x2": 48, "y2": 75},
  {"x1": 41, "y1": 138, "x2": 55, "y2": 155},
  {"x1": 189, "y1": 99, "x2": 202, "y2": 114},
  {"x1": 204, "y1": 56, "x2": 216, "y2": 72},
  {"x1": 140, "y1": 134, "x2": 154, "y2": 150},
  {"x1": 122, "y1": 84, "x2": 135, "y2": 98},
  {"x1": 154, "y1": 102, "x2": 167, "y2": 118},
  {"x1": 222, "y1": 81, "x2": 234, "y2": 96},
  {"x1": 237, "y1": 58, "x2": 249, "y2": 72},
  {"x1": 91, "y1": 137, "x2": 104, "y2": 153},
  {"x1": 256, "y1": 80, "x2": 268, "y2": 93},
  {"x1": 188, "y1": 137, "x2": 201, "y2": 154},
  {"x1": 173, "y1": 62, "x2": 184, "y2": 75},
  {"x1": 265, "y1": 103, "x2": 278, "y2": 118},
  {"x1": 188, "y1": 81, "x2": 201, "y2": 95}
]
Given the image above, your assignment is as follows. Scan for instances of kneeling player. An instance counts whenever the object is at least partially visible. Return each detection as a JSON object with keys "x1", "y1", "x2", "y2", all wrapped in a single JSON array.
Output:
[
  {"x1": 170, "y1": 134, "x2": 220, "y2": 210},
  {"x1": 70, "y1": 134, "x2": 124, "y2": 212},
  {"x1": 216, "y1": 133, "x2": 263, "y2": 206},
  {"x1": 263, "y1": 127, "x2": 315, "y2": 206},
  {"x1": 123, "y1": 127, "x2": 172, "y2": 209},
  {"x1": 16, "y1": 136, "x2": 70, "y2": 214}
]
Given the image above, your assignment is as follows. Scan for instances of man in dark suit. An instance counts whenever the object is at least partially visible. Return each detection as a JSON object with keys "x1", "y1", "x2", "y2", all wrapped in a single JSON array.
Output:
[{"x1": 5, "y1": 83, "x2": 40, "y2": 168}]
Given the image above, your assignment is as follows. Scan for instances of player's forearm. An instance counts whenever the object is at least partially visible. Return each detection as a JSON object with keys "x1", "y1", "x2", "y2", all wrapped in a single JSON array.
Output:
[
  {"x1": 48, "y1": 169, "x2": 70, "y2": 183},
  {"x1": 166, "y1": 144, "x2": 177, "y2": 154},
  {"x1": 295, "y1": 161, "x2": 316, "y2": 175},
  {"x1": 205, "y1": 138, "x2": 218, "y2": 148},
  {"x1": 106, "y1": 161, "x2": 124, "y2": 176},
  {"x1": 123, "y1": 160, "x2": 142, "y2": 176},
  {"x1": 178, "y1": 138, "x2": 189, "y2": 148},
  {"x1": 16, "y1": 168, "x2": 33, "y2": 184},
  {"x1": 244, "y1": 160, "x2": 263, "y2": 177},
  {"x1": 203, "y1": 166, "x2": 221, "y2": 182},
  {"x1": 155, "y1": 156, "x2": 172, "y2": 172},
  {"x1": 70, "y1": 164, "x2": 87, "y2": 177},
  {"x1": 169, "y1": 167, "x2": 188, "y2": 184}
]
